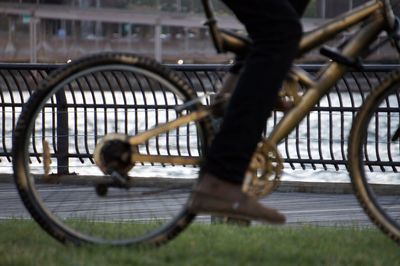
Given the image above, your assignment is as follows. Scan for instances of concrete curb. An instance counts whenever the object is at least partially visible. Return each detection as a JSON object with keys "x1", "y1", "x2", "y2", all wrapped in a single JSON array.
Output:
[
  {"x1": 3, "y1": 173, "x2": 399, "y2": 195},
  {"x1": 276, "y1": 181, "x2": 400, "y2": 195}
]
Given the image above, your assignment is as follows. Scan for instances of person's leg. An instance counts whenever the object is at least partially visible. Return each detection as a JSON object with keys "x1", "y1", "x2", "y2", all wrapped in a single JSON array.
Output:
[
  {"x1": 289, "y1": 0, "x2": 311, "y2": 17},
  {"x1": 202, "y1": 0, "x2": 303, "y2": 183},
  {"x1": 189, "y1": 0, "x2": 306, "y2": 223}
]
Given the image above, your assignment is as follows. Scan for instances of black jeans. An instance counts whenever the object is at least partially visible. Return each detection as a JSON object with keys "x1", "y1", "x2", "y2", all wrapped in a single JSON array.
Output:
[{"x1": 202, "y1": 0, "x2": 309, "y2": 183}]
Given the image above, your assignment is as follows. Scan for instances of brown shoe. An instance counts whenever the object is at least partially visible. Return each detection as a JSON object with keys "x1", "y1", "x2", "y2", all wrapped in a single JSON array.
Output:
[{"x1": 187, "y1": 173, "x2": 286, "y2": 224}]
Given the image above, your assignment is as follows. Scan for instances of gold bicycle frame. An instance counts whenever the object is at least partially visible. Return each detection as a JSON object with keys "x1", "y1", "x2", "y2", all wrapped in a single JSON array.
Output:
[
  {"x1": 125, "y1": 0, "x2": 393, "y2": 166},
  {"x1": 270, "y1": 1, "x2": 386, "y2": 145}
]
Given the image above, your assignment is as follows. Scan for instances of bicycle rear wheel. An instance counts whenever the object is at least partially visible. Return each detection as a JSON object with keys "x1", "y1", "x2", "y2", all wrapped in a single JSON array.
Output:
[
  {"x1": 348, "y1": 71, "x2": 400, "y2": 244},
  {"x1": 12, "y1": 53, "x2": 213, "y2": 246}
]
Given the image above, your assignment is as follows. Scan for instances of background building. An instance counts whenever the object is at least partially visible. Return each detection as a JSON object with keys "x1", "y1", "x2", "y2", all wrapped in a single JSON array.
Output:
[{"x1": 0, "y1": 0, "x2": 397, "y2": 63}]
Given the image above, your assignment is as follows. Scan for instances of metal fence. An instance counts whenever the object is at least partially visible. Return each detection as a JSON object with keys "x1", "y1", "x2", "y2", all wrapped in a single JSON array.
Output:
[{"x1": 0, "y1": 63, "x2": 398, "y2": 174}]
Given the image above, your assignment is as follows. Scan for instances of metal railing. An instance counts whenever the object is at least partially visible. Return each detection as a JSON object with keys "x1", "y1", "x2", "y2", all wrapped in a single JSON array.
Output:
[{"x1": 0, "y1": 63, "x2": 398, "y2": 174}]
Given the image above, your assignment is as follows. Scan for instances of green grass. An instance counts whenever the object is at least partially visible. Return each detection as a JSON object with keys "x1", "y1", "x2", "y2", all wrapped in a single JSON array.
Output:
[{"x1": 0, "y1": 220, "x2": 399, "y2": 266}]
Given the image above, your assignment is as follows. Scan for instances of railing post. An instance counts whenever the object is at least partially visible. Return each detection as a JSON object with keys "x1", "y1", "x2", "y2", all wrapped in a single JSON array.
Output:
[{"x1": 55, "y1": 90, "x2": 69, "y2": 175}]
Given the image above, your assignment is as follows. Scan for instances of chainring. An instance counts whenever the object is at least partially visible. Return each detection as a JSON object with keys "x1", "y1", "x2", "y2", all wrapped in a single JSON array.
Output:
[{"x1": 242, "y1": 139, "x2": 283, "y2": 198}]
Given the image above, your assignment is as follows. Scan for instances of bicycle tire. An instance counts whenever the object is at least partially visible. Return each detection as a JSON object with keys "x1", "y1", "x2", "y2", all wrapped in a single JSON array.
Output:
[
  {"x1": 348, "y1": 70, "x2": 400, "y2": 244},
  {"x1": 12, "y1": 52, "x2": 213, "y2": 246}
]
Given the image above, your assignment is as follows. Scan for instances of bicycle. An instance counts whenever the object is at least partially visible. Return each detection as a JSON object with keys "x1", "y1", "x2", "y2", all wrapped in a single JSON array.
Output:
[{"x1": 12, "y1": 0, "x2": 400, "y2": 246}]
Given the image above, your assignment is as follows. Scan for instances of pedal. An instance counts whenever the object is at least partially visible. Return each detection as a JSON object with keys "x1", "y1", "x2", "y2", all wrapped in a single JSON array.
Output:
[
  {"x1": 110, "y1": 170, "x2": 129, "y2": 187},
  {"x1": 320, "y1": 46, "x2": 363, "y2": 69}
]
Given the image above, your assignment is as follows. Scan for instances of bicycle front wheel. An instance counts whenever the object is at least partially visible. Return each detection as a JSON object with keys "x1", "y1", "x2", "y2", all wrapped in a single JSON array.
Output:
[
  {"x1": 348, "y1": 71, "x2": 400, "y2": 244},
  {"x1": 12, "y1": 53, "x2": 213, "y2": 246}
]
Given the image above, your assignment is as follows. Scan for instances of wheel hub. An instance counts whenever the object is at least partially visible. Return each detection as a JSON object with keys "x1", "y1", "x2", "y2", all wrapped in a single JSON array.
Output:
[{"x1": 93, "y1": 133, "x2": 134, "y2": 176}]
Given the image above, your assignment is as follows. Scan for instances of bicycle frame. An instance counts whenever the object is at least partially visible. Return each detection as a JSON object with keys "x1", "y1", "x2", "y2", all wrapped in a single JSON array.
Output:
[
  {"x1": 270, "y1": 1, "x2": 387, "y2": 145},
  {"x1": 126, "y1": 0, "x2": 396, "y2": 166}
]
